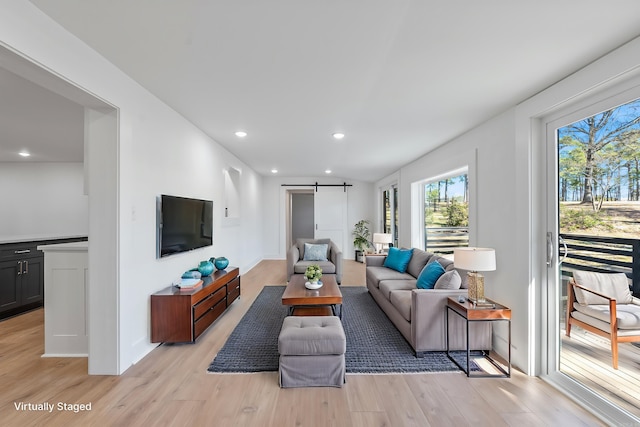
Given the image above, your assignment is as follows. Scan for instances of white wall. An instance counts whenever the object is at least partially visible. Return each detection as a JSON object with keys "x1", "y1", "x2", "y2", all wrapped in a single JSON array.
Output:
[
  {"x1": 375, "y1": 110, "x2": 520, "y2": 365},
  {"x1": 0, "y1": 162, "x2": 88, "y2": 242},
  {"x1": 262, "y1": 176, "x2": 373, "y2": 262},
  {"x1": 1, "y1": 1, "x2": 263, "y2": 373}
]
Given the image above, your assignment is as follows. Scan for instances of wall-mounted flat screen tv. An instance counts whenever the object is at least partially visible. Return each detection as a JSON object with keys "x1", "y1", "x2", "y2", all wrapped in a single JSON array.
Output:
[{"x1": 157, "y1": 194, "x2": 213, "y2": 258}]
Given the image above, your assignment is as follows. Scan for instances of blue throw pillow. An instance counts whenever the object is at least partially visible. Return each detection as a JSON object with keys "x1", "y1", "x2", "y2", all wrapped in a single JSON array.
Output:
[
  {"x1": 303, "y1": 243, "x2": 328, "y2": 261},
  {"x1": 416, "y1": 261, "x2": 446, "y2": 289},
  {"x1": 383, "y1": 247, "x2": 414, "y2": 273}
]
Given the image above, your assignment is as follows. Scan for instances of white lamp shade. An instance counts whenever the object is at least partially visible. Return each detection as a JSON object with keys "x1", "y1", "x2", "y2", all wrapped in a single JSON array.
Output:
[
  {"x1": 453, "y1": 247, "x2": 496, "y2": 272},
  {"x1": 372, "y1": 233, "x2": 393, "y2": 244}
]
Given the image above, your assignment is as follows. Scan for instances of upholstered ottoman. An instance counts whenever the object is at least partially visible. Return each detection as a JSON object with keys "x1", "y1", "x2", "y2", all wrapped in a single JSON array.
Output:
[{"x1": 278, "y1": 316, "x2": 346, "y2": 388}]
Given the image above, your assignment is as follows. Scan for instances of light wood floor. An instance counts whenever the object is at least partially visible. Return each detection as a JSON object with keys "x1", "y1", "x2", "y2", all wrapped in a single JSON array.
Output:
[{"x1": 0, "y1": 260, "x2": 605, "y2": 426}]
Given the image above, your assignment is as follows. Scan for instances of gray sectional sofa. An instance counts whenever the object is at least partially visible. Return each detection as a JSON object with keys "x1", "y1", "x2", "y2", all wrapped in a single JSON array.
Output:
[{"x1": 366, "y1": 248, "x2": 492, "y2": 355}]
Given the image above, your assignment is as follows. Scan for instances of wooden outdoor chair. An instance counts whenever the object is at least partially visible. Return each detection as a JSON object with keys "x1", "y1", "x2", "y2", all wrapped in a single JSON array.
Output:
[{"x1": 566, "y1": 270, "x2": 640, "y2": 369}]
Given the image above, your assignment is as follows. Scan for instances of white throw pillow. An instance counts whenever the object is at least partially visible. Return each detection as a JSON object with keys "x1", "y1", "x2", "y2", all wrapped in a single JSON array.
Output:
[{"x1": 434, "y1": 270, "x2": 462, "y2": 290}]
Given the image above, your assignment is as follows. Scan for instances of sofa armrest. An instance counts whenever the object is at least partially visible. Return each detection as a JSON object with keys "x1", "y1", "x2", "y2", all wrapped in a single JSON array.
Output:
[
  {"x1": 329, "y1": 241, "x2": 343, "y2": 284},
  {"x1": 570, "y1": 280, "x2": 616, "y2": 302},
  {"x1": 411, "y1": 289, "x2": 491, "y2": 352},
  {"x1": 329, "y1": 241, "x2": 342, "y2": 263},
  {"x1": 365, "y1": 254, "x2": 386, "y2": 267},
  {"x1": 286, "y1": 245, "x2": 300, "y2": 281}
]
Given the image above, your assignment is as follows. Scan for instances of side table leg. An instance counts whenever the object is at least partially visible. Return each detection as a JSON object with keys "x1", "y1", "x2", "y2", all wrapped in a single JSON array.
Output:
[
  {"x1": 508, "y1": 319, "x2": 511, "y2": 377},
  {"x1": 445, "y1": 307, "x2": 450, "y2": 355},
  {"x1": 466, "y1": 315, "x2": 470, "y2": 377}
]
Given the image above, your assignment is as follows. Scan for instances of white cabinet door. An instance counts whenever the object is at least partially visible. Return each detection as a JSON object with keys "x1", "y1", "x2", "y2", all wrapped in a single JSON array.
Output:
[{"x1": 314, "y1": 187, "x2": 347, "y2": 251}]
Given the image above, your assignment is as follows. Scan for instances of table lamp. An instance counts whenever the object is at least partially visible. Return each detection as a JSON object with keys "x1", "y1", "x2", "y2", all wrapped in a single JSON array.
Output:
[
  {"x1": 372, "y1": 233, "x2": 393, "y2": 254},
  {"x1": 453, "y1": 247, "x2": 496, "y2": 302}
]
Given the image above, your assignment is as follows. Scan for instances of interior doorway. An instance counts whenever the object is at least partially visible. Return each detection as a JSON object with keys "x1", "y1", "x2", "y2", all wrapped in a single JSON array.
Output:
[
  {"x1": 289, "y1": 190, "x2": 314, "y2": 249},
  {"x1": 0, "y1": 45, "x2": 119, "y2": 374},
  {"x1": 285, "y1": 186, "x2": 348, "y2": 255}
]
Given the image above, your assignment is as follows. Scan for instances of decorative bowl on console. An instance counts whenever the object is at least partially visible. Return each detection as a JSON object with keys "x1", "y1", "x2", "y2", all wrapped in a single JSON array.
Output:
[
  {"x1": 214, "y1": 257, "x2": 229, "y2": 270},
  {"x1": 197, "y1": 260, "x2": 214, "y2": 276}
]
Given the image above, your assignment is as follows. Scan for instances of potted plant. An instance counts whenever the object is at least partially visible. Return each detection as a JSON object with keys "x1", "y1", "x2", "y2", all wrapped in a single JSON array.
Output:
[{"x1": 352, "y1": 219, "x2": 371, "y2": 263}]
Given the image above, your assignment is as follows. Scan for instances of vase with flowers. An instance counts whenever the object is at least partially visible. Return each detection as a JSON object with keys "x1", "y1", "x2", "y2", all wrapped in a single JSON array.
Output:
[{"x1": 304, "y1": 264, "x2": 323, "y2": 285}]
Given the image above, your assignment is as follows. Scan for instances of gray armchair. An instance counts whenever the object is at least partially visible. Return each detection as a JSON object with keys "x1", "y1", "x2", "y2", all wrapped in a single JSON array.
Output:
[{"x1": 287, "y1": 238, "x2": 343, "y2": 284}]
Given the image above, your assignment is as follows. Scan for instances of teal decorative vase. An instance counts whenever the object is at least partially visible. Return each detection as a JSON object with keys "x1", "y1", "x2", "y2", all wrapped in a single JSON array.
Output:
[
  {"x1": 214, "y1": 257, "x2": 229, "y2": 270},
  {"x1": 197, "y1": 260, "x2": 215, "y2": 277}
]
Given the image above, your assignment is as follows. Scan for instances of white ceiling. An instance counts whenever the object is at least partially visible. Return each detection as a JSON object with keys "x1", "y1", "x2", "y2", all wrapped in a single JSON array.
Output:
[
  {"x1": 0, "y1": 66, "x2": 84, "y2": 162},
  {"x1": 10, "y1": 1, "x2": 640, "y2": 181}
]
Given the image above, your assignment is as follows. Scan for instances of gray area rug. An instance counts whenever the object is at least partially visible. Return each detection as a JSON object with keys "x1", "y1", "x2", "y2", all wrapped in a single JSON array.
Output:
[{"x1": 208, "y1": 286, "x2": 477, "y2": 374}]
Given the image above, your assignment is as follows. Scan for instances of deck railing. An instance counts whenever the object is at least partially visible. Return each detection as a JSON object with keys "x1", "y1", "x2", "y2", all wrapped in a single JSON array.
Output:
[
  {"x1": 423, "y1": 230, "x2": 639, "y2": 295},
  {"x1": 559, "y1": 233, "x2": 640, "y2": 296},
  {"x1": 425, "y1": 227, "x2": 469, "y2": 254}
]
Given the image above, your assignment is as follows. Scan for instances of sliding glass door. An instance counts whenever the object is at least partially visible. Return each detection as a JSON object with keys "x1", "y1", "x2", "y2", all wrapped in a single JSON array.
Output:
[{"x1": 543, "y1": 89, "x2": 640, "y2": 425}]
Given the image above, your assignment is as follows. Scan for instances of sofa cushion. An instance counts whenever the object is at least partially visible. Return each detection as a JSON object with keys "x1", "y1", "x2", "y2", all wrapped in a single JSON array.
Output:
[
  {"x1": 278, "y1": 316, "x2": 346, "y2": 355},
  {"x1": 416, "y1": 261, "x2": 445, "y2": 289},
  {"x1": 366, "y1": 266, "x2": 413, "y2": 288},
  {"x1": 379, "y1": 280, "x2": 416, "y2": 299},
  {"x1": 389, "y1": 290, "x2": 412, "y2": 322},
  {"x1": 303, "y1": 243, "x2": 328, "y2": 261},
  {"x1": 406, "y1": 248, "x2": 432, "y2": 278},
  {"x1": 434, "y1": 270, "x2": 462, "y2": 290},
  {"x1": 574, "y1": 303, "x2": 640, "y2": 329},
  {"x1": 573, "y1": 271, "x2": 632, "y2": 306},
  {"x1": 383, "y1": 247, "x2": 414, "y2": 273},
  {"x1": 294, "y1": 260, "x2": 336, "y2": 274}
]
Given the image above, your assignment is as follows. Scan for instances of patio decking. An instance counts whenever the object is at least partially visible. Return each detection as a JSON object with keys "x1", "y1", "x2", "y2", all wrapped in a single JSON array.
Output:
[{"x1": 561, "y1": 325, "x2": 640, "y2": 418}]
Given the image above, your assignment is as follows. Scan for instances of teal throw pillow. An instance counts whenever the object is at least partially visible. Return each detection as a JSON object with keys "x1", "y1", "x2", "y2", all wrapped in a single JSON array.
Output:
[
  {"x1": 303, "y1": 243, "x2": 328, "y2": 261},
  {"x1": 383, "y1": 247, "x2": 414, "y2": 273},
  {"x1": 416, "y1": 261, "x2": 446, "y2": 289}
]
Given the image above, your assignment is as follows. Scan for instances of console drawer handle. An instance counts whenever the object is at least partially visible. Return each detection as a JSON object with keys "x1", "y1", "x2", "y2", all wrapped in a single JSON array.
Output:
[{"x1": 14, "y1": 249, "x2": 31, "y2": 254}]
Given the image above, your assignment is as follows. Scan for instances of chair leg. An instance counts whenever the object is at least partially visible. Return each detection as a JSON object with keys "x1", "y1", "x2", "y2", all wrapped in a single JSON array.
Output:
[
  {"x1": 609, "y1": 300, "x2": 619, "y2": 370},
  {"x1": 566, "y1": 280, "x2": 574, "y2": 337},
  {"x1": 611, "y1": 340, "x2": 619, "y2": 370}
]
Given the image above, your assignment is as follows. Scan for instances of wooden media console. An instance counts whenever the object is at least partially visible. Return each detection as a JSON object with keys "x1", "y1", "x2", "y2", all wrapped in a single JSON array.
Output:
[{"x1": 151, "y1": 267, "x2": 240, "y2": 343}]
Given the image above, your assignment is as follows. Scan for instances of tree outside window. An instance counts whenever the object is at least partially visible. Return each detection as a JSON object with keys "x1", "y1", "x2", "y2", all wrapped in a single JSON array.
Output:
[{"x1": 424, "y1": 173, "x2": 468, "y2": 253}]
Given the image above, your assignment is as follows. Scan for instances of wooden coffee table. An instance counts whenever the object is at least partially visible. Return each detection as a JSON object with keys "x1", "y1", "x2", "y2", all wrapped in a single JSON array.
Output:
[{"x1": 282, "y1": 274, "x2": 343, "y2": 318}]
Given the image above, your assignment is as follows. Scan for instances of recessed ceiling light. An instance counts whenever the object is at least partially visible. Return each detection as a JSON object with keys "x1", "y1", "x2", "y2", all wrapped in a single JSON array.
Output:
[
  {"x1": 325, "y1": 169, "x2": 332, "y2": 174},
  {"x1": 18, "y1": 151, "x2": 30, "y2": 157},
  {"x1": 235, "y1": 131, "x2": 247, "y2": 137},
  {"x1": 271, "y1": 169, "x2": 278, "y2": 174},
  {"x1": 332, "y1": 133, "x2": 345, "y2": 140}
]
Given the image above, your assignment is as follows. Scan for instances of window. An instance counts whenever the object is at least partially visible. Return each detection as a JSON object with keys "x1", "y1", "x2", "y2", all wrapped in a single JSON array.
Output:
[
  {"x1": 423, "y1": 171, "x2": 468, "y2": 253},
  {"x1": 382, "y1": 185, "x2": 398, "y2": 248}
]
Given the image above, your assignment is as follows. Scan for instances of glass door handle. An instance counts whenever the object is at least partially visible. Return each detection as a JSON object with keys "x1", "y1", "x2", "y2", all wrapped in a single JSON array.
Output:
[{"x1": 546, "y1": 232, "x2": 553, "y2": 266}]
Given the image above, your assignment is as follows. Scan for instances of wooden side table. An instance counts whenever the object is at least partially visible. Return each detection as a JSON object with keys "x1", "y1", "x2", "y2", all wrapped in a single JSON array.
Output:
[{"x1": 446, "y1": 297, "x2": 511, "y2": 378}]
